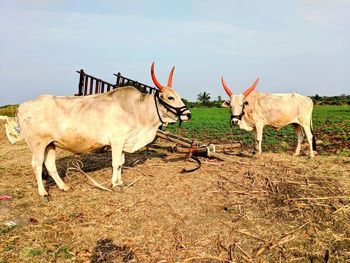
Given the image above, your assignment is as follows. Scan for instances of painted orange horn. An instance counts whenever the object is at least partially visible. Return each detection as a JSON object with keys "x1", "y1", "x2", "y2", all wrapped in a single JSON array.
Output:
[
  {"x1": 221, "y1": 76, "x2": 233, "y2": 97},
  {"x1": 167, "y1": 66, "x2": 175, "y2": 88},
  {"x1": 243, "y1": 78, "x2": 259, "y2": 97},
  {"x1": 151, "y1": 62, "x2": 164, "y2": 91}
]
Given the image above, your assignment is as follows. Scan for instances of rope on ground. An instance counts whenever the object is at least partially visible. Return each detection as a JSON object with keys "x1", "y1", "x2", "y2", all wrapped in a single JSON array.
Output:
[
  {"x1": 67, "y1": 160, "x2": 113, "y2": 192},
  {"x1": 66, "y1": 160, "x2": 146, "y2": 191},
  {"x1": 180, "y1": 156, "x2": 201, "y2": 174}
]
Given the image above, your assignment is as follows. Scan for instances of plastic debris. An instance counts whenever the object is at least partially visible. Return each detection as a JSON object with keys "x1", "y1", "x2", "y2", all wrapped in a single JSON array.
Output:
[{"x1": 0, "y1": 195, "x2": 12, "y2": 201}]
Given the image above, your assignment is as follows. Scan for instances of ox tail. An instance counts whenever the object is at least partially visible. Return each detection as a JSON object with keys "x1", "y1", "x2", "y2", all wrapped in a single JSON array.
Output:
[
  {"x1": 310, "y1": 119, "x2": 316, "y2": 151},
  {"x1": 0, "y1": 115, "x2": 24, "y2": 144}
]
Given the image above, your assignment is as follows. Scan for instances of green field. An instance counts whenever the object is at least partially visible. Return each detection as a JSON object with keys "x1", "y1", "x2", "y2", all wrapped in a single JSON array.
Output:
[
  {"x1": 0, "y1": 105, "x2": 18, "y2": 117},
  {"x1": 1, "y1": 104, "x2": 349, "y2": 156},
  {"x1": 164, "y1": 105, "x2": 350, "y2": 156}
]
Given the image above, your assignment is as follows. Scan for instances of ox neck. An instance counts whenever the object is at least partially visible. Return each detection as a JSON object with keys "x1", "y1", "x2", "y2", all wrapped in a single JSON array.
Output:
[{"x1": 133, "y1": 93, "x2": 163, "y2": 129}]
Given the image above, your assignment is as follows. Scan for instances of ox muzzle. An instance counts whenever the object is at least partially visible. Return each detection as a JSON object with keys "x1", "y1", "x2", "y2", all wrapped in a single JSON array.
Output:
[
  {"x1": 154, "y1": 91, "x2": 191, "y2": 125},
  {"x1": 230, "y1": 113, "x2": 243, "y2": 126},
  {"x1": 230, "y1": 102, "x2": 247, "y2": 126}
]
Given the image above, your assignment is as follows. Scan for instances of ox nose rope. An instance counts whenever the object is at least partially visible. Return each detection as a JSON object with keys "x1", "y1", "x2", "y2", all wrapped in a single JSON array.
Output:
[
  {"x1": 227, "y1": 102, "x2": 248, "y2": 155},
  {"x1": 154, "y1": 91, "x2": 189, "y2": 127},
  {"x1": 230, "y1": 101, "x2": 247, "y2": 123},
  {"x1": 177, "y1": 126, "x2": 202, "y2": 174},
  {"x1": 224, "y1": 127, "x2": 238, "y2": 156}
]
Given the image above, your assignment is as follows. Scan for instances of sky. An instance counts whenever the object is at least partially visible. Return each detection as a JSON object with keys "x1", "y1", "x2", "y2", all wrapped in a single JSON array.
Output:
[{"x1": 0, "y1": 0, "x2": 349, "y2": 105}]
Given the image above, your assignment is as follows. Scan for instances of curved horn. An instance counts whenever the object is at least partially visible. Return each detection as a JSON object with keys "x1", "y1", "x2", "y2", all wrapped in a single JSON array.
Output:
[
  {"x1": 151, "y1": 62, "x2": 164, "y2": 91},
  {"x1": 221, "y1": 76, "x2": 233, "y2": 97},
  {"x1": 167, "y1": 66, "x2": 175, "y2": 88},
  {"x1": 243, "y1": 78, "x2": 259, "y2": 97}
]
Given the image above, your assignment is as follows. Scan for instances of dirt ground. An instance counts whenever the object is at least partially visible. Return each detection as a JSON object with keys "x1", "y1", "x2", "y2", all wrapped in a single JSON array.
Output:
[{"x1": 1, "y1": 120, "x2": 350, "y2": 263}]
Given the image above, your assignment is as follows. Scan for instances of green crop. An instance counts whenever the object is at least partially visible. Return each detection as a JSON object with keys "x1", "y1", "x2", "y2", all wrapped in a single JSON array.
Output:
[{"x1": 164, "y1": 105, "x2": 350, "y2": 155}]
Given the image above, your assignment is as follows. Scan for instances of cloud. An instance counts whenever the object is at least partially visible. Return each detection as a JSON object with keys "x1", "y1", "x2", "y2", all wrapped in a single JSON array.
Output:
[
  {"x1": 0, "y1": 1, "x2": 349, "y2": 104},
  {"x1": 299, "y1": 0, "x2": 350, "y2": 25}
]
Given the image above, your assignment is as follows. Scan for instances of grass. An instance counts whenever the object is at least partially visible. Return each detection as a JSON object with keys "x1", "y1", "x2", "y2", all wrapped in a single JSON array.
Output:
[
  {"x1": 1, "y1": 115, "x2": 350, "y2": 262},
  {"x1": 0, "y1": 105, "x2": 18, "y2": 117},
  {"x1": 0, "y1": 225, "x2": 16, "y2": 236},
  {"x1": 164, "y1": 105, "x2": 350, "y2": 156},
  {"x1": 17, "y1": 244, "x2": 73, "y2": 260},
  {"x1": 1, "y1": 104, "x2": 349, "y2": 155}
]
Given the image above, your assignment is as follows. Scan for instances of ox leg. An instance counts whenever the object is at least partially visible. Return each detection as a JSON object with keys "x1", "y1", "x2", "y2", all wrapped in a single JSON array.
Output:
[
  {"x1": 302, "y1": 125, "x2": 315, "y2": 158},
  {"x1": 44, "y1": 144, "x2": 70, "y2": 191},
  {"x1": 111, "y1": 145, "x2": 125, "y2": 190},
  {"x1": 252, "y1": 129, "x2": 259, "y2": 152},
  {"x1": 256, "y1": 125, "x2": 264, "y2": 154},
  {"x1": 293, "y1": 124, "x2": 304, "y2": 156},
  {"x1": 31, "y1": 146, "x2": 49, "y2": 197}
]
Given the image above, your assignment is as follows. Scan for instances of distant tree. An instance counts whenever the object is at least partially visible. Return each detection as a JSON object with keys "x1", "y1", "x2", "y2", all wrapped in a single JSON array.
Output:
[
  {"x1": 197, "y1": 92, "x2": 211, "y2": 106},
  {"x1": 181, "y1": 98, "x2": 190, "y2": 108},
  {"x1": 217, "y1": 95, "x2": 222, "y2": 102}
]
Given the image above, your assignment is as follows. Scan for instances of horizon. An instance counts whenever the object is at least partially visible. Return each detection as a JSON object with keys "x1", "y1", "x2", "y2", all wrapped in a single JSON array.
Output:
[
  {"x1": 1, "y1": 92, "x2": 349, "y2": 107},
  {"x1": 1, "y1": 0, "x2": 349, "y2": 105}
]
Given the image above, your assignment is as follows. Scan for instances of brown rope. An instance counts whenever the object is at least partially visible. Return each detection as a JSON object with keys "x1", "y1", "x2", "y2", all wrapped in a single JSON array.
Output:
[{"x1": 176, "y1": 126, "x2": 202, "y2": 173}]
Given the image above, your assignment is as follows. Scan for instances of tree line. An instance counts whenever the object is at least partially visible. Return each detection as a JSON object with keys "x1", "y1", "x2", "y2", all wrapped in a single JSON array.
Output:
[
  {"x1": 183, "y1": 92, "x2": 350, "y2": 108},
  {"x1": 0, "y1": 93, "x2": 349, "y2": 116}
]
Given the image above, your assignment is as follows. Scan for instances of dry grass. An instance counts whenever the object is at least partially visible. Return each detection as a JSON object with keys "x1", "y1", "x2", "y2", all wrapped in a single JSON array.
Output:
[{"x1": 1, "y1": 120, "x2": 350, "y2": 262}]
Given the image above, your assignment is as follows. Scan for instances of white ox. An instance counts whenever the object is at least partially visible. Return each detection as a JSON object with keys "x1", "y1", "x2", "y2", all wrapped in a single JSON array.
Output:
[
  {"x1": 221, "y1": 77, "x2": 316, "y2": 157},
  {"x1": 9, "y1": 63, "x2": 191, "y2": 197}
]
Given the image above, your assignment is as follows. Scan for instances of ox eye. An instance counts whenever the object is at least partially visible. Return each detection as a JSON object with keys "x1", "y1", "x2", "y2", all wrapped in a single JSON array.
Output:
[
  {"x1": 244, "y1": 101, "x2": 249, "y2": 105},
  {"x1": 168, "y1": 96, "x2": 175, "y2": 100}
]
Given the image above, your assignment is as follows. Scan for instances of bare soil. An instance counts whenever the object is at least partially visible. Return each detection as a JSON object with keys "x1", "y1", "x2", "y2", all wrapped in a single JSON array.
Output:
[{"x1": 1, "y1": 120, "x2": 350, "y2": 262}]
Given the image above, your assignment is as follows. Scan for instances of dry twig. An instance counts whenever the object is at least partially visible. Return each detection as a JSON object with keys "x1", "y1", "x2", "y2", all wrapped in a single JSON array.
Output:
[
  {"x1": 181, "y1": 255, "x2": 227, "y2": 262},
  {"x1": 67, "y1": 160, "x2": 112, "y2": 192},
  {"x1": 233, "y1": 229, "x2": 267, "y2": 242},
  {"x1": 288, "y1": 196, "x2": 350, "y2": 201}
]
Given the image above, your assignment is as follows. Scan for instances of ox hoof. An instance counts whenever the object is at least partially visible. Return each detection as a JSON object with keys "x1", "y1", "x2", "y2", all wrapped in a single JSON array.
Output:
[
  {"x1": 61, "y1": 185, "x2": 70, "y2": 192},
  {"x1": 112, "y1": 185, "x2": 124, "y2": 193}
]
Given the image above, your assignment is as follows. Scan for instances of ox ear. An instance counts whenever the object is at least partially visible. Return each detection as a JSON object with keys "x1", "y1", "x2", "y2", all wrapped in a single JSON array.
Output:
[{"x1": 221, "y1": 100, "x2": 230, "y2": 108}]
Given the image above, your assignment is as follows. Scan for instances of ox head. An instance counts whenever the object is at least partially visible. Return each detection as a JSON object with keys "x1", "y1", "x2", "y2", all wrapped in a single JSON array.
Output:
[
  {"x1": 151, "y1": 62, "x2": 191, "y2": 124},
  {"x1": 221, "y1": 77, "x2": 259, "y2": 125}
]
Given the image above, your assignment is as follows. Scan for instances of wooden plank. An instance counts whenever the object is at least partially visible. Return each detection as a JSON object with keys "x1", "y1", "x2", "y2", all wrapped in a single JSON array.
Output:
[
  {"x1": 78, "y1": 70, "x2": 157, "y2": 95},
  {"x1": 95, "y1": 79, "x2": 100, "y2": 94},
  {"x1": 76, "y1": 69, "x2": 84, "y2": 96},
  {"x1": 89, "y1": 77, "x2": 93, "y2": 95},
  {"x1": 84, "y1": 75, "x2": 88, "y2": 95},
  {"x1": 115, "y1": 72, "x2": 121, "y2": 86}
]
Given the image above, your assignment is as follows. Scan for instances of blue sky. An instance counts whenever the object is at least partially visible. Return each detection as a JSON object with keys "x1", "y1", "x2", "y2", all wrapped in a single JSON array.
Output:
[{"x1": 0, "y1": 0, "x2": 349, "y2": 105}]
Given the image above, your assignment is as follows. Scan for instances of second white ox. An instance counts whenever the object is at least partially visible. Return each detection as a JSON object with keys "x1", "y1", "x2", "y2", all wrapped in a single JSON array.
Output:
[
  {"x1": 14, "y1": 63, "x2": 191, "y2": 197},
  {"x1": 221, "y1": 77, "x2": 316, "y2": 157}
]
